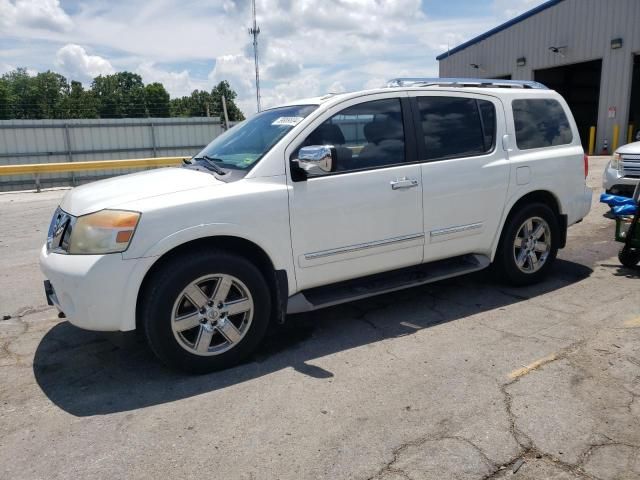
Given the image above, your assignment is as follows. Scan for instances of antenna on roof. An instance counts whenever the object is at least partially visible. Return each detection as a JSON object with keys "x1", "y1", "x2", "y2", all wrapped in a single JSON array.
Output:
[{"x1": 248, "y1": 0, "x2": 261, "y2": 112}]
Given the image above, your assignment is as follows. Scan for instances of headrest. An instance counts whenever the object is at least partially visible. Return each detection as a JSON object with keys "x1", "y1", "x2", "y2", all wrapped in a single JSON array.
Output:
[
  {"x1": 364, "y1": 119, "x2": 403, "y2": 144},
  {"x1": 309, "y1": 123, "x2": 345, "y2": 145}
]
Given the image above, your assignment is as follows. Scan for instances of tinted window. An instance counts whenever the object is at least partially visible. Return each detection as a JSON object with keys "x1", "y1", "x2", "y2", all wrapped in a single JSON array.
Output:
[
  {"x1": 417, "y1": 97, "x2": 496, "y2": 160},
  {"x1": 512, "y1": 99, "x2": 572, "y2": 150},
  {"x1": 299, "y1": 98, "x2": 406, "y2": 173}
]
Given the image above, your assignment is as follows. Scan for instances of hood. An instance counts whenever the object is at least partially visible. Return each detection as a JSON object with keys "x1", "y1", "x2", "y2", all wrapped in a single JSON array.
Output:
[
  {"x1": 617, "y1": 141, "x2": 640, "y2": 155},
  {"x1": 60, "y1": 167, "x2": 223, "y2": 216}
]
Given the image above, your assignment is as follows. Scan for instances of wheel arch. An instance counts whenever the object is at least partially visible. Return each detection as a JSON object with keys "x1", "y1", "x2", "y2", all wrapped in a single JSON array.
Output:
[
  {"x1": 136, "y1": 236, "x2": 289, "y2": 332},
  {"x1": 491, "y1": 189, "x2": 567, "y2": 260}
]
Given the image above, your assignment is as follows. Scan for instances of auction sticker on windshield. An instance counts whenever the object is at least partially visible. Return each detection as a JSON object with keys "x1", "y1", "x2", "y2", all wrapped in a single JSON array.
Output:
[{"x1": 272, "y1": 116, "x2": 304, "y2": 126}]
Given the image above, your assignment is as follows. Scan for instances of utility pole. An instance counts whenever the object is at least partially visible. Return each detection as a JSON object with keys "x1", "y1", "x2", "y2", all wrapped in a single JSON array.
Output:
[{"x1": 248, "y1": 0, "x2": 261, "y2": 112}]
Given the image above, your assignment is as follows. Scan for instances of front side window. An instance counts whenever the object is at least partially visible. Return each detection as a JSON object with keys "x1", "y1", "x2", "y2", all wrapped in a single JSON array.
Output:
[
  {"x1": 196, "y1": 104, "x2": 317, "y2": 170},
  {"x1": 298, "y1": 98, "x2": 406, "y2": 173},
  {"x1": 512, "y1": 99, "x2": 573, "y2": 150},
  {"x1": 417, "y1": 96, "x2": 496, "y2": 161}
]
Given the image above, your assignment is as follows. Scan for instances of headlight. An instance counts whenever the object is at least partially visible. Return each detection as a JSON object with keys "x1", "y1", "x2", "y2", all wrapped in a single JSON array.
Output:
[
  {"x1": 611, "y1": 153, "x2": 622, "y2": 171},
  {"x1": 68, "y1": 210, "x2": 141, "y2": 254}
]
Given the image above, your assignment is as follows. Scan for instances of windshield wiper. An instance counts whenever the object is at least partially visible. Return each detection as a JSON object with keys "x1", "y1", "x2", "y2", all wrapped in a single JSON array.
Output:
[{"x1": 190, "y1": 155, "x2": 228, "y2": 175}]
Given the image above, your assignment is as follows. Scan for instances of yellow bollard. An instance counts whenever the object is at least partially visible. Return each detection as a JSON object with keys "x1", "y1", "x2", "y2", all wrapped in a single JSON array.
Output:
[
  {"x1": 588, "y1": 126, "x2": 596, "y2": 156},
  {"x1": 628, "y1": 124, "x2": 634, "y2": 144},
  {"x1": 612, "y1": 124, "x2": 620, "y2": 152}
]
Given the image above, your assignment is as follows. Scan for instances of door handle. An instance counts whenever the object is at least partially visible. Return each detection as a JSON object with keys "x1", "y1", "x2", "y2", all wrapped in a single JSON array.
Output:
[{"x1": 390, "y1": 177, "x2": 419, "y2": 190}]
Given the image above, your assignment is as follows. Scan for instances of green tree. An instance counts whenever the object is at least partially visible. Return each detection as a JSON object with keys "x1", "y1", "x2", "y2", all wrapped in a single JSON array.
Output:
[
  {"x1": 58, "y1": 81, "x2": 98, "y2": 118},
  {"x1": 2, "y1": 68, "x2": 39, "y2": 119},
  {"x1": 170, "y1": 89, "x2": 211, "y2": 117},
  {"x1": 33, "y1": 71, "x2": 69, "y2": 119},
  {"x1": 211, "y1": 80, "x2": 244, "y2": 121},
  {"x1": 144, "y1": 82, "x2": 170, "y2": 117},
  {"x1": 0, "y1": 78, "x2": 12, "y2": 119},
  {"x1": 91, "y1": 72, "x2": 146, "y2": 118},
  {"x1": 0, "y1": 67, "x2": 245, "y2": 121},
  {"x1": 169, "y1": 82, "x2": 244, "y2": 120}
]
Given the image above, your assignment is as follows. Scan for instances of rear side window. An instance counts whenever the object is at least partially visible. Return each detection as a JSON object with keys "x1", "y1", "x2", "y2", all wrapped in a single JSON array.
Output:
[
  {"x1": 417, "y1": 96, "x2": 496, "y2": 161},
  {"x1": 512, "y1": 99, "x2": 573, "y2": 150}
]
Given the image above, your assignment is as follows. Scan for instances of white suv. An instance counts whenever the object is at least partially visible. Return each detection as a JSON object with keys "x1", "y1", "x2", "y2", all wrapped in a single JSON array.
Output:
[
  {"x1": 40, "y1": 78, "x2": 592, "y2": 373},
  {"x1": 603, "y1": 141, "x2": 640, "y2": 197}
]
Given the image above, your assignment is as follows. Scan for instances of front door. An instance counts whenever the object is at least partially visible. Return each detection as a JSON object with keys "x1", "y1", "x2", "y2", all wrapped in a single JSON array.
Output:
[{"x1": 286, "y1": 96, "x2": 424, "y2": 290}]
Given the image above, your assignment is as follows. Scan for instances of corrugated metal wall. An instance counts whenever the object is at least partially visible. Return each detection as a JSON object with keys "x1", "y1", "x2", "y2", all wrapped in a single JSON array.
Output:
[
  {"x1": 0, "y1": 117, "x2": 228, "y2": 191},
  {"x1": 438, "y1": 0, "x2": 640, "y2": 150}
]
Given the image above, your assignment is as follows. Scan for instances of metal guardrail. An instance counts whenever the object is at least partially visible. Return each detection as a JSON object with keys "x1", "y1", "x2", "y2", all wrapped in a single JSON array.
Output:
[{"x1": 0, "y1": 156, "x2": 188, "y2": 192}]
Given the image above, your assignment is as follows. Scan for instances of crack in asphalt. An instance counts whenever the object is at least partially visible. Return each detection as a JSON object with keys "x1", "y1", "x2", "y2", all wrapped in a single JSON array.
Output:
[
  {"x1": 476, "y1": 320, "x2": 545, "y2": 343},
  {"x1": 365, "y1": 337, "x2": 614, "y2": 480},
  {"x1": 366, "y1": 435, "x2": 498, "y2": 480}
]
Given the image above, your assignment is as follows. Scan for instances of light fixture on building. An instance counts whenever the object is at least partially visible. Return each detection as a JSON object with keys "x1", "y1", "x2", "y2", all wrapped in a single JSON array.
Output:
[
  {"x1": 470, "y1": 63, "x2": 480, "y2": 69},
  {"x1": 611, "y1": 38, "x2": 623, "y2": 50},
  {"x1": 548, "y1": 46, "x2": 567, "y2": 58},
  {"x1": 516, "y1": 57, "x2": 526, "y2": 67}
]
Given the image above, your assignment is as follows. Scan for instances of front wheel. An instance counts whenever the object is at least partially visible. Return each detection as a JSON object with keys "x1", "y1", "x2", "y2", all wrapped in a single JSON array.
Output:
[
  {"x1": 141, "y1": 250, "x2": 271, "y2": 373},
  {"x1": 493, "y1": 203, "x2": 560, "y2": 286}
]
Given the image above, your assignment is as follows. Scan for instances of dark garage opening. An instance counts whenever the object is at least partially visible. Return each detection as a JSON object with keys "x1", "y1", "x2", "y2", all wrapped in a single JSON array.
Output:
[
  {"x1": 628, "y1": 55, "x2": 640, "y2": 141},
  {"x1": 534, "y1": 59, "x2": 602, "y2": 149}
]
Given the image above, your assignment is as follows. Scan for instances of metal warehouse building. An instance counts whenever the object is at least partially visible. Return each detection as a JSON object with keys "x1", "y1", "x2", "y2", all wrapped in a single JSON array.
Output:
[{"x1": 437, "y1": 0, "x2": 640, "y2": 154}]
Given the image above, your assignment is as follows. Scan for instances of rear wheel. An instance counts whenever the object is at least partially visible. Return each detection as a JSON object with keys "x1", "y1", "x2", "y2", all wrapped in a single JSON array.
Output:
[
  {"x1": 618, "y1": 247, "x2": 640, "y2": 268},
  {"x1": 141, "y1": 250, "x2": 271, "y2": 373},
  {"x1": 493, "y1": 203, "x2": 560, "y2": 286}
]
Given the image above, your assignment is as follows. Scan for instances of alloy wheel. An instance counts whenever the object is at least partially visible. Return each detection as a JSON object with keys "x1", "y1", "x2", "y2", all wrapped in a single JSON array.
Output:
[
  {"x1": 513, "y1": 216, "x2": 551, "y2": 274},
  {"x1": 171, "y1": 274, "x2": 254, "y2": 356}
]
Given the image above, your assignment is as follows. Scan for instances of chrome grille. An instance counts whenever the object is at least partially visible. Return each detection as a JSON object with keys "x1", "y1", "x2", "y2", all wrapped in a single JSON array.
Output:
[
  {"x1": 621, "y1": 154, "x2": 640, "y2": 178},
  {"x1": 47, "y1": 207, "x2": 75, "y2": 253}
]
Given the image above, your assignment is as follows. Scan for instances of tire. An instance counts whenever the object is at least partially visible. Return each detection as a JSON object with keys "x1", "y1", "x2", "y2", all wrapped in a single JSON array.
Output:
[
  {"x1": 493, "y1": 203, "x2": 560, "y2": 286},
  {"x1": 141, "y1": 250, "x2": 271, "y2": 374},
  {"x1": 618, "y1": 247, "x2": 640, "y2": 268}
]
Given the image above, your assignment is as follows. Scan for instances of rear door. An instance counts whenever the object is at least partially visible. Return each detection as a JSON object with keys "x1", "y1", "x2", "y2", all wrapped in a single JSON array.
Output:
[{"x1": 407, "y1": 91, "x2": 510, "y2": 262}]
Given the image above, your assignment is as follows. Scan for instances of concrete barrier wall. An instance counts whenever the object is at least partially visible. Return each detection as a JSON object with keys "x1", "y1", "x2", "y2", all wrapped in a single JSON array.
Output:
[{"x1": 0, "y1": 117, "x2": 228, "y2": 191}]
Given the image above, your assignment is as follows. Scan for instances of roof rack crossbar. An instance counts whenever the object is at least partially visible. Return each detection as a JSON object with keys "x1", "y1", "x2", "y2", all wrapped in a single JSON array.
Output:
[{"x1": 385, "y1": 77, "x2": 548, "y2": 89}]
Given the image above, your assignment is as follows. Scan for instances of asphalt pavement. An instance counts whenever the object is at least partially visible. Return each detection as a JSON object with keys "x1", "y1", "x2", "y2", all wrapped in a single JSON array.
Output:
[{"x1": 1, "y1": 156, "x2": 639, "y2": 480}]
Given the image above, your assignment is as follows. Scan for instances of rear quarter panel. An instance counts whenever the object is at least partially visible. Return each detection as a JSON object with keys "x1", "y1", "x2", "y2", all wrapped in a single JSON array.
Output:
[{"x1": 491, "y1": 92, "x2": 587, "y2": 257}]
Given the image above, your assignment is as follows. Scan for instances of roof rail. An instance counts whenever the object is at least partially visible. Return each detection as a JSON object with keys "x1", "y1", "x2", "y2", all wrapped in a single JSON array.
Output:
[{"x1": 385, "y1": 77, "x2": 548, "y2": 89}]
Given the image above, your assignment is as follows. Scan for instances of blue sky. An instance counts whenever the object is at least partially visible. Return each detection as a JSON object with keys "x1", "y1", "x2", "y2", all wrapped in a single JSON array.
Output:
[{"x1": 0, "y1": 0, "x2": 547, "y2": 114}]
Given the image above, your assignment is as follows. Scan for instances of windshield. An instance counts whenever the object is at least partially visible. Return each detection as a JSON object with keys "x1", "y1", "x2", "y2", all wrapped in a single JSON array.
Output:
[{"x1": 195, "y1": 104, "x2": 318, "y2": 170}]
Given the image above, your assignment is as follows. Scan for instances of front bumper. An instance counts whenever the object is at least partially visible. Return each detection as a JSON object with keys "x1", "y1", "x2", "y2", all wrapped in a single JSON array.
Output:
[
  {"x1": 39, "y1": 245, "x2": 156, "y2": 332},
  {"x1": 603, "y1": 163, "x2": 638, "y2": 196}
]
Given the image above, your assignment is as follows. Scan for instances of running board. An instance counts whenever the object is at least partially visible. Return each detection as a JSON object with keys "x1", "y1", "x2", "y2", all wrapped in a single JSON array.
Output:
[{"x1": 286, "y1": 254, "x2": 490, "y2": 314}]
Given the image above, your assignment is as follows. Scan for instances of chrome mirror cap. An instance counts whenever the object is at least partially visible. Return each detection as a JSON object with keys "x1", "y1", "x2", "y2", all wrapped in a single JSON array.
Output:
[{"x1": 296, "y1": 145, "x2": 336, "y2": 175}]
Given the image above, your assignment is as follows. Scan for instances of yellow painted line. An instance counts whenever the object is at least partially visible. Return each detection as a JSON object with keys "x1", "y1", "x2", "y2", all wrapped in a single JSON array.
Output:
[
  {"x1": 623, "y1": 316, "x2": 640, "y2": 328},
  {"x1": 509, "y1": 353, "x2": 558, "y2": 380},
  {"x1": 0, "y1": 156, "x2": 188, "y2": 176}
]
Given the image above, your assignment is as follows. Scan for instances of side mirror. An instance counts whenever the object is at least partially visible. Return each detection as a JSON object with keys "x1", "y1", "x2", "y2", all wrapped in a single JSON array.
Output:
[{"x1": 293, "y1": 145, "x2": 337, "y2": 178}]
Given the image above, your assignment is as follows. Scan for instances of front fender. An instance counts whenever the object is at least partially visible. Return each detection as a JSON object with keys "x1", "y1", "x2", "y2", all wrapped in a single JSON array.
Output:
[{"x1": 136, "y1": 223, "x2": 282, "y2": 264}]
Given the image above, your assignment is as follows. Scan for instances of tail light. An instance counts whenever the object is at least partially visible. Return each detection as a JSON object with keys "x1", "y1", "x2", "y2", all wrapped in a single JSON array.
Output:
[{"x1": 583, "y1": 153, "x2": 589, "y2": 178}]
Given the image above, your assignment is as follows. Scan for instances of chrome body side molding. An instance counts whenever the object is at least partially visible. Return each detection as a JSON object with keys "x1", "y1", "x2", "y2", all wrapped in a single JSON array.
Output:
[
  {"x1": 304, "y1": 233, "x2": 425, "y2": 261},
  {"x1": 430, "y1": 222, "x2": 483, "y2": 238}
]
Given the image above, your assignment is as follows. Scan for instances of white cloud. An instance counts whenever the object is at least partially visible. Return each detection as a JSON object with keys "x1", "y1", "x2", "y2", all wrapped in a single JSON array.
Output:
[
  {"x1": 54, "y1": 44, "x2": 114, "y2": 82},
  {"x1": 0, "y1": 62, "x2": 15, "y2": 75},
  {"x1": 492, "y1": 0, "x2": 544, "y2": 18},
  {"x1": 0, "y1": 0, "x2": 549, "y2": 115},
  {"x1": 209, "y1": 54, "x2": 257, "y2": 112},
  {"x1": 136, "y1": 62, "x2": 208, "y2": 98},
  {"x1": 0, "y1": 0, "x2": 73, "y2": 32}
]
